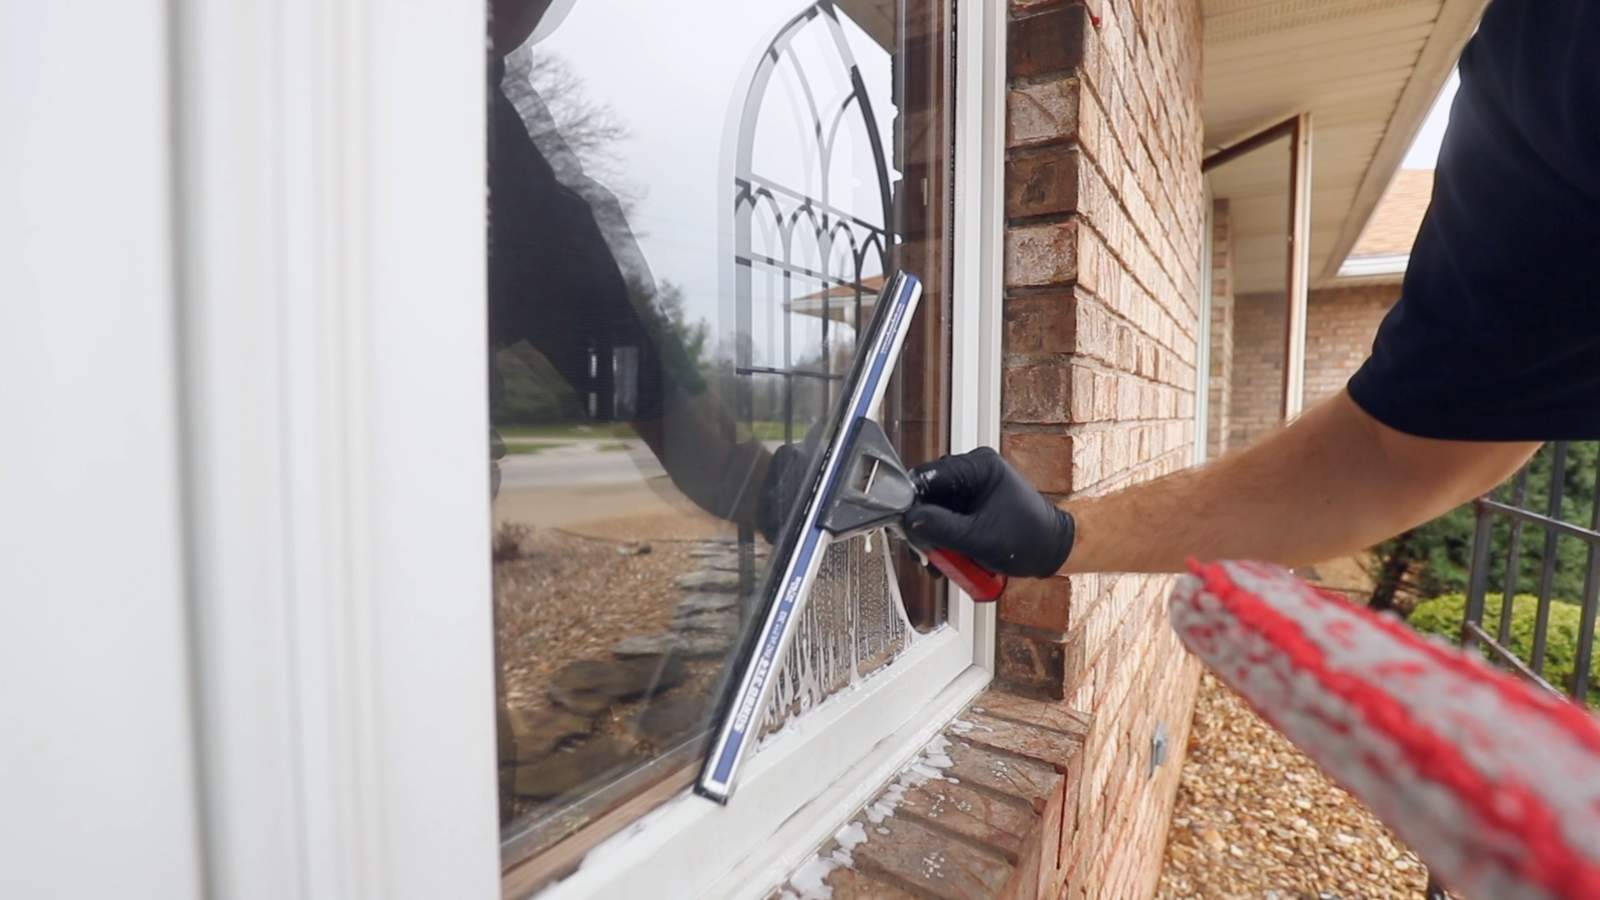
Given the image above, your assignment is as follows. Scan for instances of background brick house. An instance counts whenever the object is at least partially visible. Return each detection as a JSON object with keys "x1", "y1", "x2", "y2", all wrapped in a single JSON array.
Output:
[{"x1": 1222, "y1": 169, "x2": 1434, "y2": 449}]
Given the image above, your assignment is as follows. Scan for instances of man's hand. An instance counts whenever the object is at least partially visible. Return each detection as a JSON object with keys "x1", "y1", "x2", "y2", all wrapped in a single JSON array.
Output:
[{"x1": 905, "y1": 447, "x2": 1076, "y2": 578}]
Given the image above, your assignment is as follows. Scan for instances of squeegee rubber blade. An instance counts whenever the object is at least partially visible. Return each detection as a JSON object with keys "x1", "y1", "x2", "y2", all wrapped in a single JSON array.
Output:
[{"x1": 694, "y1": 271, "x2": 924, "y2": 803}]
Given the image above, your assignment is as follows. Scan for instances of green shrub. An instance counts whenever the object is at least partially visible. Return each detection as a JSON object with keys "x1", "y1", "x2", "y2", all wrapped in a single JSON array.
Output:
[
  {"x1": 1369, "y1": 443, "x2": 1599, "y2": 608},
  {"x1": 1409, "y1": 593, "x2": 1600, "y2": 700}
]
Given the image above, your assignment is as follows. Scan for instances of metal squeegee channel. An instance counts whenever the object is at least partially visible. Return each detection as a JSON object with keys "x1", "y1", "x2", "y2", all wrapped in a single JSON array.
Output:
[{"x1": 697, "y1": 271, "x2": 922, "y2": 802}]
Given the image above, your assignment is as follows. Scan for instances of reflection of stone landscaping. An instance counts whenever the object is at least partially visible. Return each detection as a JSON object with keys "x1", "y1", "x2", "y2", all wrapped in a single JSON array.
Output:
[
  {"x1": 546, "y1": 657, "x2": 688, "y2": 717},
  {"x1": 494, "y1": 527, "x2": 765, "y2": 843}
]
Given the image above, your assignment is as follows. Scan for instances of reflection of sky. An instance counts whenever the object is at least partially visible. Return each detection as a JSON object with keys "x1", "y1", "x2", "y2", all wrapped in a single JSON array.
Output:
[{"x1": 531, "y1": 0, "x2": 895, "y2": 363}]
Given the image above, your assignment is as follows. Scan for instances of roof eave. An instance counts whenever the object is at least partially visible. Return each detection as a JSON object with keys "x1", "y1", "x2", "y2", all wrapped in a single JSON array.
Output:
[{"x1": 1317, "y1": 0, "x2": 1486, "y2": 281}]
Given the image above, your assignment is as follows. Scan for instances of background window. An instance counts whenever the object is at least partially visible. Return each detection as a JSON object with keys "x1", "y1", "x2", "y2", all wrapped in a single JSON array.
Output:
[{"x1": 487, "y1": 0, "x2": 952, "y2": 878}]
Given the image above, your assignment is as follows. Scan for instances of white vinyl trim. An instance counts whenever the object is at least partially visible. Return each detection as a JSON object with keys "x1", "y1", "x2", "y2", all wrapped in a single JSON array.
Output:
[
  {"x1": 169, "y1": 1, "x2": 499, "y2": 898},
  {"x1": 1336, "y1": 253, "x2": 1409, "y2": 279},
  {"x1": 949, "y1": 0, "x2": 1008, "y2": 668},
  {"x1": 2, "y1": 6, "x2": 205, "y2": 898}
]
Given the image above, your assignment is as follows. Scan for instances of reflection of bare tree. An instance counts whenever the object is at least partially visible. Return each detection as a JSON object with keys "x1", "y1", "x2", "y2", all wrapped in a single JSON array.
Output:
[
  {"x1": 488, "y1": 44, "x2": 772, "y2": 527},
  {"x1": 705, "y1": 331, "x2": 852, "y2": 429},
  {"x1": 500, "y1": 48, "x2": 642, "y2": 218}
]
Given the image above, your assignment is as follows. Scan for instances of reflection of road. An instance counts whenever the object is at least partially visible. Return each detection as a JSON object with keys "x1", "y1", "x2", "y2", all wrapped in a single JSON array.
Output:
[
  {"x1": 494, "y1": 439, "x2": 711, "y2": 538},
  {"x1": 497, "y1": 440, "x2": 662, "y2": 490},
  {"x1": 492, "y1": 437, "x2": 784, "y2": 539}
]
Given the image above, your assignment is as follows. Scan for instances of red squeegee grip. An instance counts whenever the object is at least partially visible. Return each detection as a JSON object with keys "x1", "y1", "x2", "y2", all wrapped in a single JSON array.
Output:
[{"x1": 926, "y1": 548, "x2": 1007, "y2": 602}]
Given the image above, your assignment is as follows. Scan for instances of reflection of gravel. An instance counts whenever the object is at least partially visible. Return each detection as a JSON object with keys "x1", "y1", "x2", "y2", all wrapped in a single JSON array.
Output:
[
  {"x1": 495, "y1": 529, "x2": 691, "y2": 705},
  {"x1": 1157, "y1": 673, "x2": 1430, "y2": 899},
  {"x1": 494, "y1": 528, "x2": 737, "y2": 835}
]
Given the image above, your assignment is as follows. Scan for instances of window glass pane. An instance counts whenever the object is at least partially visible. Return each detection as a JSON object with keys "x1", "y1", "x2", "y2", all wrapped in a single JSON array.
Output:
[{"x1": 487, "y1": 0, "x2": 951, "y2": 873}]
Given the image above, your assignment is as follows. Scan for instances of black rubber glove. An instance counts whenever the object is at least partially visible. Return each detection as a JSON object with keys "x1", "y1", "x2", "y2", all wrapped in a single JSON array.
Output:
[{"x1": 905, "y1": 447, "x2": 1075, "y2": 578}]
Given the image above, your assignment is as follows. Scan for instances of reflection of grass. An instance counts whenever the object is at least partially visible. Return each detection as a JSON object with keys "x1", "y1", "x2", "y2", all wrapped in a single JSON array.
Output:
[
  {"x1": 504, "y1": 440, "x2": 559, "y2": 455},
  {"x1": 498, "y1": 422, "x2": 633, "y2": 441},
  {"x1": 750, "y1": 420, "x2": 791, "y2": 442},
  {"x1": 597, "y1": 442, "x2": 631, "y2": 452},
  {"x1": 500, "y1": 419, "x2": 798, "y2": 444}
]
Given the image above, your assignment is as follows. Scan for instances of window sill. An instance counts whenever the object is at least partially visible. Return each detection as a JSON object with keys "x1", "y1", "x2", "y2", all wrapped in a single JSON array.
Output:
[
  {"x1": 532, "y1": 629, "x2": 984, "y2": 899},
  {"x1": 769, "y1": 688, "x2": 1089, "y2": 900}
]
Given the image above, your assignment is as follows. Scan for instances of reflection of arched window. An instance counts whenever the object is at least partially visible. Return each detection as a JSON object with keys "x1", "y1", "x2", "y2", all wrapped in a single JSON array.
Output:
[
  {"x1": 730, "y1": 0, "x2": 895, "y2": 440},
  {"x1": 727, "y1": 1, "x2": 911, "y2": 728}
]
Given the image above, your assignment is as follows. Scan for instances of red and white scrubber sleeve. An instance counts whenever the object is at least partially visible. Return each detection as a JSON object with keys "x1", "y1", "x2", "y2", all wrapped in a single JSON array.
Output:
[{"x1": 1170, "y1": 560, "x2": 1600, "y2": 900}]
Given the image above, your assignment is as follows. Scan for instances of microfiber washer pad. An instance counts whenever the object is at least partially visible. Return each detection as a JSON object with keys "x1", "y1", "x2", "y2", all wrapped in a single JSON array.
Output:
[{"x1": 1170, "y1": 560, "x2": 1600, "y2": 900}]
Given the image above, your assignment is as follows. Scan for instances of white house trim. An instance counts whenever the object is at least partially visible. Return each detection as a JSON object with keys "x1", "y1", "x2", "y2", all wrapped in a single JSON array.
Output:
[
  {"x1": 1336, "y1": 253, "x2": 1410, "y2": 280},
  {"x1": 169, "y1": 1, "x2": 499, "y2": 897}
]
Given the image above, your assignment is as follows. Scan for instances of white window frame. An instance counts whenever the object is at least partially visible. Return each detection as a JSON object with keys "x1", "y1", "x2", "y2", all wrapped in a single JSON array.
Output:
[{"x1": 170, "y1": 0, "x2": 1008, "y2": 897}]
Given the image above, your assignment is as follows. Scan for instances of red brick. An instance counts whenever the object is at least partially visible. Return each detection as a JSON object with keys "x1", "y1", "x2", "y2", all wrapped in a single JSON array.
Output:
[
  {"x1": 995, "y1": 625, "x2": 1066, "y2": 696},
  {"x1": 853, "y1": 814, "x2": 1014, "y2": 900},
  {"x1": 1002, "y1": 363, "x2": 1074, "y2": 423},
  {"x1": 944, "y1": 737, "x2": 1063, "y2": 815},
  {"x1": 997, "y1": 574, "x2": 1074, "y2": 632},
  {"x1": 897, "y1": 778, "x2": 1038, "y2": 864},
  {"x1": 1091, "y1": 371, "x2": 1117, "y2": 420},
  {"x1": 1001, "y1": 431, "x2": 1076, "y2": 494},
  {"x1": 1008, "y1": 77, "x2": 1082, "y2": 148},
  {"x1": 1229, "y1": 284, "x2": 1395, "y2": 447},
  {"x1": 1004, "y1": 290, "x2": 1078, "y2": 355},
  {"x1": 973, "y1": 690, "x2": 1091, "y2": 740},
  {"x1": 997, "y1": 0, "x2": 1209, "y2": 891},
  {"x1": 1005, "y1": 219, "x2": 1078, "y2": 288},
  {"x1": 1008, "y1": 5, "x2": 1090, "y2": 79},
  {"x1": 956, "y1": 712, "x2": 1085, "y2": 771},
  {"x1": 1069, "y1": 365, "x2": 1096, "y2": 422},
  {"x1": 822, "y1": 868, "x2": 922, "y2": 899},
  {"x1": 1006, "y1": 150, "x2": 1082, "y2": 219}
]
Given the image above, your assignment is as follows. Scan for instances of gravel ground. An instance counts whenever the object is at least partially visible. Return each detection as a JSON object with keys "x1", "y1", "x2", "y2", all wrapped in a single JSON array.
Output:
[{"x1": 1157, "y1": 672, "x2": 1430, "y2": 900}]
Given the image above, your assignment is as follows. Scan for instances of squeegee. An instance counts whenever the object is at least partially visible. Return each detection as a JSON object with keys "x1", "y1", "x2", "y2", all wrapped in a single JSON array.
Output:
[{"x1": 696, "y1": 270, "x2": 1005, "y2": 804}]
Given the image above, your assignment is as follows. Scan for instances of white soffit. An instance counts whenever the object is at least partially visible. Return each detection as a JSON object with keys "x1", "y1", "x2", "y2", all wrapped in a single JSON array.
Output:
[{"x1": 1202, "y1": 0, "x2": 1484, "y2": 293}]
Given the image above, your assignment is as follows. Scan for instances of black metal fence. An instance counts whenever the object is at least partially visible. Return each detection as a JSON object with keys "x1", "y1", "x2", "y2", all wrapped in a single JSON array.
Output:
[
  {"x1": 1460, "y1": 441, "x2": 1600, "y2": 702},
  {"x1": 1422, "y1": 441, "x2": 1600, "y2": 899}
]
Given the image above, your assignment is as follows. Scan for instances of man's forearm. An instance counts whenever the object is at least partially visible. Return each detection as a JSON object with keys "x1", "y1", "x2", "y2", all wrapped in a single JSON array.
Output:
[
  {"x1": 1059, "y1": 392, "x2": 1539, "y2": 574},
  {"x1": 631, "y1": 386, "x2": 772, "y2": 528}
]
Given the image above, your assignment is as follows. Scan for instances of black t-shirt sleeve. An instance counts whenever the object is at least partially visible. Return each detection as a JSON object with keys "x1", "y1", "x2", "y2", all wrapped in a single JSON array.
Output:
[{"x1": 1346, "y1": 0, "x2": 1600, "y2": 441}]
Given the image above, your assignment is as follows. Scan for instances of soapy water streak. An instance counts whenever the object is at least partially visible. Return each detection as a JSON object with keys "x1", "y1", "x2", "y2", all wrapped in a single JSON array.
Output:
[{"x1": 763, "y1": 531, "x2": 912, "y2": 736}]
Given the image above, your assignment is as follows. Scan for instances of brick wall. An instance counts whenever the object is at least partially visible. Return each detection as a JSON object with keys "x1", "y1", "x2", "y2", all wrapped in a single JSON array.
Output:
[
  {"x1": 1206, "y1": 200, "x2": 1235, "y2": 459},
  {"x1": 1228, "y1": 284, "x2": 1398, "y2": 447},
  {"x1": 1305, "y1": 285, "x2": 1395, "y2": 406},
  {"x1": 792, "y1": 688, "x2": 1088, "y2": 900},
  {"x1": 1227, "y1": 291, "x2": 1286, "y2": 448},
  {"x1": 999, "y1": 1, "x2": 1206, "y2": 896}
]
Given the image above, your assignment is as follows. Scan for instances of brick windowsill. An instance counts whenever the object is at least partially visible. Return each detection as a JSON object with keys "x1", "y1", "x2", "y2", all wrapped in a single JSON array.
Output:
[{"x1": 772, "y1": 688, "x2": 1089, "y2": 899}]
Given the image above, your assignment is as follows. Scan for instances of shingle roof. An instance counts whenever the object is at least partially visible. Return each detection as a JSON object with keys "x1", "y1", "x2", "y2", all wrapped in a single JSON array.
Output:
[{"x1": 1349, "y1": 169, "x2": 1434, "y2": 258}]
